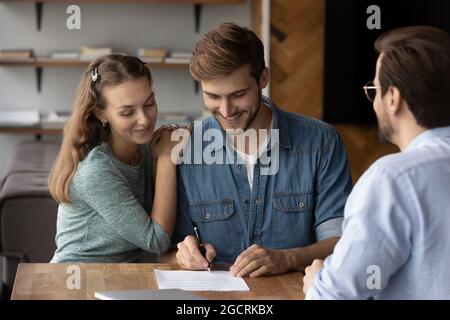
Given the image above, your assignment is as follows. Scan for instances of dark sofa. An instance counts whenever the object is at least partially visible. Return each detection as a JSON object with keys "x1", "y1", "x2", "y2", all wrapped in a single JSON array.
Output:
[
  {"x1": 0, "y1": 140, "x2": 160, "y2": 299},
  {"x1": 0, "y1": 141, "x2": 60, "y2": 297}
]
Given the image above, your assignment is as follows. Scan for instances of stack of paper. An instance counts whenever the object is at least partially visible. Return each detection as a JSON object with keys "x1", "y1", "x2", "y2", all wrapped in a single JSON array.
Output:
[
  {"x1": 0, "y1": 109, "x2": 40, "y2": 127},
  {"x1": 41, "y1": 111, "x2": 71, "y2": 128},
  {"x1": 50, "y1": 51, "x2": 79, "y2": 59},
  {"x1": 164, "y1": 52, "x2": 192, "y2": 64}
]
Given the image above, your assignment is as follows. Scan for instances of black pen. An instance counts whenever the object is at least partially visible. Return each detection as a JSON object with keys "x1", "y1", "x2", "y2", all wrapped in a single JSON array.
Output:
[{"x1": 193, "y1": 224, "x2": 211, "y2": 272}]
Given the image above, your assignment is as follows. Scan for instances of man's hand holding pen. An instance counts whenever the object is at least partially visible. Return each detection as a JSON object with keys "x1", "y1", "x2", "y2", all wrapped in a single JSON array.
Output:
[
  {"x1": 176, "y1": 234, "x2": 216, "y2": 271},
  {"x1": 193, "y1": 225, "x2": 211, "y2": 272}
]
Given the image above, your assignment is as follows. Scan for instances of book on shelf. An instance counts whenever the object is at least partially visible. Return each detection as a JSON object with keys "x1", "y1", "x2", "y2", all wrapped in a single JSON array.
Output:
[
  {"x1": 0, "y1": 109, "x2": 40, "y2": 127},
  {"x1": 41, "y1": 111, "x2": 71, "y2": 129},
  {"x1": 140, "y1": 56, "x2": 165, "y2": 63},
  {"x1": 138, "y1": 48, "x2": 168, "y2": 63},
  {"x1": 170, "y1": 52, "x2": 192, "y2": 59},
  {"x1": 164, "y1": 52, "x2": 192, "y2": 64},
  {"x1": 79, "y1": 46, "x2": 113, "y2": 61},
  {"x1": 50, "y1": 51, "x2": 79, "y2": 60},
  {"x1": 0, "y1": 49, "x2": 34, "y2": 60},
  {"x1": 164, "y1": 57, "x2": 191, "y2": 64},
  {"x1": 138, "y1": 48, "x2": 168, "y2": 57}
]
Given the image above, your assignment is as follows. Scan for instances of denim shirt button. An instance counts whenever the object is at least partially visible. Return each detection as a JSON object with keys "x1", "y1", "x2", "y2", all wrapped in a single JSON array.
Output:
[
  {"x1": 237, "y1": 165, "x2": 242, "y2": 169},
  {"x1": 299, "y1": 202, "x2": 305, "y2": 208},
  {"x1": 205, "y1": 213, "x2": 211, "y2": 219},
  {"x1": 255, "y1": 198, "x2": 259, "y2": 205}
]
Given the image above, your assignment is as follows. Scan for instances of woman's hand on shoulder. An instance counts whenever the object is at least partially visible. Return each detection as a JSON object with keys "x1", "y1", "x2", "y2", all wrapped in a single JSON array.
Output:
[{"x1": 150, "y1": 124, "x2": 191, "y2": 162}]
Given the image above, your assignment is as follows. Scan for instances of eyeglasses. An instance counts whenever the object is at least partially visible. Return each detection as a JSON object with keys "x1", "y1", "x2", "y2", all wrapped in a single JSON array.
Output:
[{"x1": 363, "y1": 81, "x2": 377, "y2": 102}]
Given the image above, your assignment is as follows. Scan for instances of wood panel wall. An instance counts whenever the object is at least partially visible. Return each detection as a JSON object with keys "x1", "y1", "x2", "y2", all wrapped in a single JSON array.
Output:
[{"x1": 269, "y1": 0, "x2": 398, "y2": 183}]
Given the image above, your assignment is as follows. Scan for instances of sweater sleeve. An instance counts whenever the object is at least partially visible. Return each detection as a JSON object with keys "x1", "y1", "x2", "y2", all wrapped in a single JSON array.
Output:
[{"x1": 71, "y1": 153, "x2": 171, "y2": 255}]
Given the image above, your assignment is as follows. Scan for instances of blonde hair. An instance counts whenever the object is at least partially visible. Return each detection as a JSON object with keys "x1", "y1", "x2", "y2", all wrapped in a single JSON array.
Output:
[{"x1": 48, "y1": 54, "x2": 152, "y2": 203}]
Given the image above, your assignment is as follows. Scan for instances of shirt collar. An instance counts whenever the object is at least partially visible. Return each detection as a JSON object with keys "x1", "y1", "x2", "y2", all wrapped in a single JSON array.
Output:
[
  {"x1": 263, "y1": 96, "x2": 292, "y2": 149},
  {"x1": 406, "y1": 126, "x2": 450, "y2": 151}
]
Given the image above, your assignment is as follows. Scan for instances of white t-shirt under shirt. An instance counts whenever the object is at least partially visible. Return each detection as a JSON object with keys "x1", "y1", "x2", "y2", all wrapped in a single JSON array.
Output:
[{"x1": 227, "y1": 114, "x2": 274, "y2": 191}]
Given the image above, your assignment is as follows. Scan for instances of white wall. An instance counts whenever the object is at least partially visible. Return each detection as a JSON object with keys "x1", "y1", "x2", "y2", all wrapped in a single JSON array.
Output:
[{"x1": 0, "y1": 1, "x2": 251, "y2": 177}]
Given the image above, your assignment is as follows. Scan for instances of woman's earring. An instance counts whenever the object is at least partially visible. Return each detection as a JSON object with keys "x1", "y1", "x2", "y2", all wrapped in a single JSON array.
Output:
[{"x1": 102, "y1": 122, "x2": 107, "y2": 128}]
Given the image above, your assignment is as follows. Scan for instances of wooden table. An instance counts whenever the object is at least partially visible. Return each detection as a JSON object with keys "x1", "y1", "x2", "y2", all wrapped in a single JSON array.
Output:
[{"x1": 11, "y1": 263, "x2": 305, "y2": 300}]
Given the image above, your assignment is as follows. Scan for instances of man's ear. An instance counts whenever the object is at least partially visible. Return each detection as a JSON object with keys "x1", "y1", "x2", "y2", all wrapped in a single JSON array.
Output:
[
  {"x1": 387, "y1": 86, "x2": 403, "y2": 116},
  {"x1": 259, "y1": 67, "x2": 270, "y2": 89}
]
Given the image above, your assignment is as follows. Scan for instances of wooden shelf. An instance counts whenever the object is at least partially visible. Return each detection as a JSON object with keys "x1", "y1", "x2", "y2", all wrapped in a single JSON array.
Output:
[
  {"x1": 0, "y1": 0, "x2": 247, "y2": 92},
  {"x1": 0, "y1": 126, "x2": 62, "y2": 140},
  {"x1": 0, "y1": 127, "x2": 61, "y2": 134},
  {"x1": 0, "y1": 58, "x2": 190, "y2": 69},
  {"x1": 0, "y1": 58, "x2": 192, "y2": 92}
]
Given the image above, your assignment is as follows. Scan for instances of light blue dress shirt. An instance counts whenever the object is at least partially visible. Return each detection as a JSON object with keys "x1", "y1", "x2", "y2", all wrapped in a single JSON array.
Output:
[{"x1": 307, "y1": 126, "x2": 450, "y2": 299}]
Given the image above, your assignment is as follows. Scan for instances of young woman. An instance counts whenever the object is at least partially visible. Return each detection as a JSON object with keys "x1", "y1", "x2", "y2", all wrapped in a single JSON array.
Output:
[{"x1": 49, "y1": 54, "x2": 179, "y2": 263}]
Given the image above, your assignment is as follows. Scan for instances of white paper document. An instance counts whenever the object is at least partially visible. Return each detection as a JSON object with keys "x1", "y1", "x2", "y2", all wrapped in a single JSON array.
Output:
[{"x1": 154, "y1": 270, "x2": 250, "y2": 292}]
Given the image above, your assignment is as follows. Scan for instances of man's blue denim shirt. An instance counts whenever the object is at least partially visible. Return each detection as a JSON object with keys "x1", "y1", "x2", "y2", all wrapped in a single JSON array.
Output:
[{"x1": 172, "y1": 97, "x2": 352, "y2": 263}]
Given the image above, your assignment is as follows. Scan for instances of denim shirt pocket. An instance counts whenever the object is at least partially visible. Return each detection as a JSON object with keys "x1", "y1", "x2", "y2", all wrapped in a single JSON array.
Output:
[
  {"x1": 272, "y1": 192, "x2": 315, "y2": 248},
  {"x1": 189, "y1": 199, "x2": 234, "y2": 222},
  {"x1": 188, "y1": 199, "x2": 240, "y2": 262}
]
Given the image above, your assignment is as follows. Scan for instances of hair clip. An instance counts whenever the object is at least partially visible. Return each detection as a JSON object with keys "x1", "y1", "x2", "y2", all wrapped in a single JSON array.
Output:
[{"x1": 92, "y1": 67, "x2": 99, "y2": 82}]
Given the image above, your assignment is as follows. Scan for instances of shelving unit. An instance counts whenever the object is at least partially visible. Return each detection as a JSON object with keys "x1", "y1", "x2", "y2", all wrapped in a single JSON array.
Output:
[
  {"x1": 0, "y1": 57, "x2": 192, "y2": 139},
  {"x1": 0, "y1": 0, "x2": 245, "y2": 32},
  {"x1": 0, "y1": 58, "x2": 191, "y2": 92},
  {"x1": 0, "y1": 0, "x2": 267, "y2": 138},
  {"x1": 0, "y1": 58, "x2": 189, "y2": 68},
  {"x1": 0, "y1": 0, "x2": 264, "y2": 93}
]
